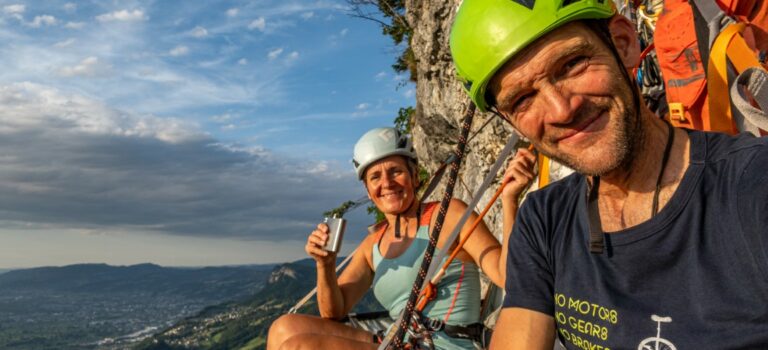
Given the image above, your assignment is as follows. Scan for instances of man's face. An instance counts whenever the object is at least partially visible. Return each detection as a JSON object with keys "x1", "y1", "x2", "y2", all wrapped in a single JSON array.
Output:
[{"x1": 487, "y1": 21, "x2": 639, "y2": 176}]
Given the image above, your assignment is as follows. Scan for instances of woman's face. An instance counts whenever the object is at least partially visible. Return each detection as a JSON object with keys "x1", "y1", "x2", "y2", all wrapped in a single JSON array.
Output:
[{"x1": 363, "y1": 155, "x2": 418, "y2": 215}]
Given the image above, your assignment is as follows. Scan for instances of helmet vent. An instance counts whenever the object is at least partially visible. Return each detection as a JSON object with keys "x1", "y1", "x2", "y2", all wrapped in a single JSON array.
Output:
[
  {"x1": 510, "y1": 0, "x2": 535, "y2": 10},
  {"x1": 562, "y1": 0, "x2": 579, "y2": 7}
]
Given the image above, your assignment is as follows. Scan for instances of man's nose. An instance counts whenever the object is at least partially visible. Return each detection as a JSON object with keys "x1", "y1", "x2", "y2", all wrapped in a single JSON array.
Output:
[{"x1": 538, "y1": 83, "x2": 582, "y2": 125}]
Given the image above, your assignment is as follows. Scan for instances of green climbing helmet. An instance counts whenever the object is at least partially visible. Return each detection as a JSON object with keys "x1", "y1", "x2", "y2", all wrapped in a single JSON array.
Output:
[
  {"x1": 352, "y1": 127, "x2": 416, "y2": 180},
  {"x1": 450, "y1": 0, "x2": 615, "y2": 112}
]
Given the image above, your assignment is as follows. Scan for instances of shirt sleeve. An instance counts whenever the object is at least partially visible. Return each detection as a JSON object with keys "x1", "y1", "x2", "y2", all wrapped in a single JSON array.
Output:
[
  {"x1": 502, "y1": 196, "x2": 555, "y2": 316},
  {"x1": 737, "y1": 140, "x2": 768, "y2": 277}
]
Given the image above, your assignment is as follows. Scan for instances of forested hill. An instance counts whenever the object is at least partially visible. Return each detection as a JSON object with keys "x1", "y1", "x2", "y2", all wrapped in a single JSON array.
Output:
[{"x1": 136, "y1": 258, "x2": 383, "y2": 350}]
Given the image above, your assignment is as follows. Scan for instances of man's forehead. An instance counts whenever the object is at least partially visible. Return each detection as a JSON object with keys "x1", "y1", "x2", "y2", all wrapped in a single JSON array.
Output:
[{"x1": 489, "y1": 22, "x2": 596, "y2": 90}]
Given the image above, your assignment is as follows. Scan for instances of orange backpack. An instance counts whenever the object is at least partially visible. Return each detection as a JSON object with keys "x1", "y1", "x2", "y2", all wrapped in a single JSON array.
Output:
[{"x1": 654, "y1": 0, "x2": 768, "y2": 135}]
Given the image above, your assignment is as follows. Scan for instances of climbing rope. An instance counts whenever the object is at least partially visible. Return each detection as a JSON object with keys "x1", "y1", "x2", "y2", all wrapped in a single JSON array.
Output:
[{"x1": 379, "y1": 103, "x2": 476, "y2": 350}]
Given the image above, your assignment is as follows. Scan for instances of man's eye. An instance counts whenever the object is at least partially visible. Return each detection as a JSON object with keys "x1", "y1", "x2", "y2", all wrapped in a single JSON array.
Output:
[
  {"x1": 509, "y1": 92, "x2": 534, "y2": 115},
  {"x1": 561, "y1": 56, "x2": 589, "y2": 76}
]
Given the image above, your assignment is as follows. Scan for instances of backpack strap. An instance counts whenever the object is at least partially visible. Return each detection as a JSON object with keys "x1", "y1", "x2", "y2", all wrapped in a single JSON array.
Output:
[
  {"x1": 690, "y1": 0, "x2": 730, "y2": 68},
  {"x1": 708, "y1": 22, "x2": 766, "y2": 134}
]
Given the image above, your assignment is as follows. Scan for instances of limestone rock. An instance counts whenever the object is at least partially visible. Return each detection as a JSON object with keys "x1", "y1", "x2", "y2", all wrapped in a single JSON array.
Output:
[{"x1": 406, "y1": 0, "x2": 516, "y2": 238}]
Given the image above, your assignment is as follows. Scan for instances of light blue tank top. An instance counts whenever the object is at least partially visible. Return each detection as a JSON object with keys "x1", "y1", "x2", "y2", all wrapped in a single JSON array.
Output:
[{"x1": 372, "y1": 203, "x2": 481, "y2": 349}]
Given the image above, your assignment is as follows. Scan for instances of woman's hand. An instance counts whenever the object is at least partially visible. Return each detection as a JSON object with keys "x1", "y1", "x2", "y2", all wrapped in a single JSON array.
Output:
[
  {"x1": 502, "y1": 148, "x2": 537, "y2": 203},
  {"x1": 306, "y1": 223, "x2": 337, "y2": 266}
]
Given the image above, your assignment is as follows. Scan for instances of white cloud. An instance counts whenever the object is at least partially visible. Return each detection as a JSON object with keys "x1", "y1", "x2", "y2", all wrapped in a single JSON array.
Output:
[
  {"x1": 238, "y1": 58, "x2": 247, "y2": 65},
  {"x1": 356, "y1": 103, "x2": 369, "y2": 110},
  {"x1": 248, "y1": 17, "x2": 266, "y2": 31},
  {"x1": 190, "y1": 26, "x2": 208, "y2": 38},
  {"x1": 404, "y1": 89, "x2": 415, "y2": 98},
  {"x1": 301, "y1": 12, "x2": 314, "y2": 20},
  {"x1": 0, "y1": 83, "x2": 201, "y2": 142},
  {"x1": 169, "y1": 45, "x2": 189, "y2": 57},
  {"x1": 54, "y1": 38, "x2": 76, "y2": 48},
  {"x1": 96, "y1": 9, "x2": 147, "y2": 22},
  {"x1": 63, "y1": 3, "x2": 76, "y2": 12},
  {"x1": 65, "y1": 21, "x2": 85, "y2": 29},
  {"x1": 3, "y1": 4, "x2": 25, "y2": 14},
  {"x1": 226, "y1": 8, "x2": 239, "y2": 17},
  {"x1": 267, "y1": 48, "x2": 283, "y2": 60},
  {"x1": 286, "y1": 51, "x2": 299, "y2": 61},
  {"x1": 308, "y1": 161, "x2": 329, "y2": 174},
  {"x1": 28, "y1": 15, "x2": 57, "y2": 28},
  {"x1": 375, "y1": 71, "x2": 387, "y2": 80},
  {"x1": 211, "y1": 114, "x2": 234, "y2": 123},
  {"x1": 222, "y1": 124, "x2": 236, "y2": 131},
  {"x1": 340, "y1": 28, "x2": 348, "y2": 36},
  {"x1": 0, "y1": 83, "x2": 360, "y2": 243},
  {"x1": 57, "y1": 57, "x2": 111, "y2": 78}
]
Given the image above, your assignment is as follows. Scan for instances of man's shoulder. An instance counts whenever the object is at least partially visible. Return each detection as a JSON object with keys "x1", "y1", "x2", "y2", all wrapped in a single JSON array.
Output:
[
  {"x1": 694, "y1": 130, "x2": 768, "y2": 164},
  {"x1": 525, "y1": 172, "x2": 585, "y2": 207}
]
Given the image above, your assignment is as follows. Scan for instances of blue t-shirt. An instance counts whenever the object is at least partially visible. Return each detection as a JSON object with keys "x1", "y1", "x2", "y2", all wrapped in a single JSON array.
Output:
[{"x1": 504, "y1": 130, "x2": 768, "y2": 349}]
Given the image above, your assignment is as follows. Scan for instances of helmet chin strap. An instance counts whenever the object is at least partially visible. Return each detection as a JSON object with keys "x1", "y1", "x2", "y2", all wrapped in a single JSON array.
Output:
[{"x1": 394, "y1": 213, "x2": 402, "y2": 239}]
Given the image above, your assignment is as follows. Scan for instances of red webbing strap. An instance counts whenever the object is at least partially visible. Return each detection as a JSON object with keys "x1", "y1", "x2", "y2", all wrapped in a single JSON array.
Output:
[{"x1": 419, "y1": 202, "x2": 438, "y2": 226}]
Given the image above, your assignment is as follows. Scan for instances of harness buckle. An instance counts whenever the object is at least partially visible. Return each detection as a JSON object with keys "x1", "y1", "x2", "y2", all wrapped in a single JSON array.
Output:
[{"x1": 424, "y1": 317, "x2": 444, "y2": 332}]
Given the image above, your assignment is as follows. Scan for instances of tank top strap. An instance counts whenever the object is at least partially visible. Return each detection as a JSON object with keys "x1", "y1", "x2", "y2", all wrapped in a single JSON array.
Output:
[{"x1": 371, "y1": 221, "x2": 388, "y2": 246}]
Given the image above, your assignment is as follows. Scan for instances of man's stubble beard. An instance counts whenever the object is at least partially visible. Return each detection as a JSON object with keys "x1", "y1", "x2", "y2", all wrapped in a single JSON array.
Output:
[{"x1": 543, "y1": 79, "x2": 644, "y2": 177}]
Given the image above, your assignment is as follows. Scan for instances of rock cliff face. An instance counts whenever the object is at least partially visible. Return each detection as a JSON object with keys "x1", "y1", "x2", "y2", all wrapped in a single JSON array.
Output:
[{"x1": 405, "y1": 0, "x2": 516, "y2": 236}]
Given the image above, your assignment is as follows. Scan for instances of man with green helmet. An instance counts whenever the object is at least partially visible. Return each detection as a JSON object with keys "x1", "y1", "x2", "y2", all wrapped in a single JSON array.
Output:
[{"x1": 451, "y1": 0, "x2": 768, "y2": 349}]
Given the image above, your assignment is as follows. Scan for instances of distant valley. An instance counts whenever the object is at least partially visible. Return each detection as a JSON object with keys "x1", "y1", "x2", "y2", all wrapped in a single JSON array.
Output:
[
  {"x1": 0, "y1": 263, "x2": 275, "y2": 349},
  {"x1": 137, "y1": 258, "x2": 383, "y2": 350}
]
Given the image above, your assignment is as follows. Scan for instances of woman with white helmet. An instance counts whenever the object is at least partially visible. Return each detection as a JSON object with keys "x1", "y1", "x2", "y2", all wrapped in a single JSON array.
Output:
[{"x1": 267, "y1": 127, "x2": 536, "y2": 350}]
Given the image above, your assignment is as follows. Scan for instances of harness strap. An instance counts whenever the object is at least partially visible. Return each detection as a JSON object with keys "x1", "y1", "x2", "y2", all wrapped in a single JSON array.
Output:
[
  {"x1": 419, "y1": 317, "x2": 485, "y2": 342},
  {"x1": 538, "y1": 153, "x2": 550, "y2": 189},
  {"x1": 731, "y1": 67, "x2": 768, "y2": 133},
  {"x1": 587, "y1": 177, "x2": 605, "y2": 254},
  {"x1": 708, "y1": 23, "x2": 753, "y2": 133}
]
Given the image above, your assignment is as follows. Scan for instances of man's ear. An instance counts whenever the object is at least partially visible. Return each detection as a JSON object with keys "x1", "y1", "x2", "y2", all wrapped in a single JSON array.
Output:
[{"x1": 607, "y1": 15, "x2": 641, "y2": 70}]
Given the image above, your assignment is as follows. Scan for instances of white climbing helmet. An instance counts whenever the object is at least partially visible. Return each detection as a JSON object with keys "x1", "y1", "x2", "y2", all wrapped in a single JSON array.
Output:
[{"x1": 352, "y1": 127, "x2": 416, "y2": 180}]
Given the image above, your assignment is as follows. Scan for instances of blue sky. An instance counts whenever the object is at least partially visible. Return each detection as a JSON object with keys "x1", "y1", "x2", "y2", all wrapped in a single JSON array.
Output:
[{"x1": 0, "y1": 0, "x2": 414, "y2": 268}]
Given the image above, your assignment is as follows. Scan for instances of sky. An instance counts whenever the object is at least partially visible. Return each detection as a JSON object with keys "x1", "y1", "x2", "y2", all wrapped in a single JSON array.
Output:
[{"x1": 0, "y1": 0, "x2": 415, "y2": 268}]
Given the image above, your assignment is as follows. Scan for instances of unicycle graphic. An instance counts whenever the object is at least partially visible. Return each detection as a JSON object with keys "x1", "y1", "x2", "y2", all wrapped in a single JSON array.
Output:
[{"x1": 637, "y1": 315, "x2": 677, "y2": 350}]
